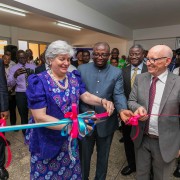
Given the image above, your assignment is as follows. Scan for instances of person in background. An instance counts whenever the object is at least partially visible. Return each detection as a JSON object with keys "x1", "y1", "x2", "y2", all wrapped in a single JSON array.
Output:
[
  {"x1": 168, "y1": 49, "x2": 179, "y2": 72},
  {"x1": 25, "y1": 49, "x2": 35, "y2": 65},
  {"x1": 110, "y1": 57, "x2": 118, "y2": 67},
  {"x1": 121, "y1": 44, "x2": 147, "y2": 176},
  {"x1": 2, "y1": 54, "x2": 17, "y2": 126},
  {"x1": 118, "y1": 55, "x2": 127, "y2": 68},
  {"x1": 25, "y1": 40, "x2": 114, "y2": 179},
  {"x1": 7, "y1": 50, "x2": 36, "y2": 135},
  {"x1": 127, "y1": 45, "x2": 180, "y2": 180},
  {"x1": 82, "y1": 50, "x2": 91, "y2": 64},
  {"x1": 71, "y1": 49, "x2": 83, "y2": 68},
  {"x1": 172, "y1": 50, "x2": 180, "y2": 178},
  {"x1": 0, "y1": 58, "x2": 9, "y2": 180},
  {"x1": 78, "y1": 42, "x2": 132, "y2": 180}
]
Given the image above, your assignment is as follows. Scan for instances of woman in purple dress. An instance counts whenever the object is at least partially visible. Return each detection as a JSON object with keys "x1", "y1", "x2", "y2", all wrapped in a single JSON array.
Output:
[{"x1": 25, "y1": 40, "x2": 114, "y2": 180}]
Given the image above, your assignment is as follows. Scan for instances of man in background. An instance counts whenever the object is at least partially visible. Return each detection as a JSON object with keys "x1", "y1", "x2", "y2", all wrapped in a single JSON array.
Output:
[
  {"x1": 7, "y1": 50, "x2": 36, "y2": 135},
  {"x1": 121, "y1": 44, "x2": 147, "y2": 176},
  {"x1": 2, "y1": 54, "x2": 17, "y2": 126},
  {"x1": 82, "y1": 50, "x2": 92, "y2": 64}
]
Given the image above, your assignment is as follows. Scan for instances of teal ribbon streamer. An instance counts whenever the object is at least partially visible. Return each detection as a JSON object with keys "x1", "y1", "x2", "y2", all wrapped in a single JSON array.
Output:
[{"x1": 0, "y1": 111, "x2": 95, "y2": 138}]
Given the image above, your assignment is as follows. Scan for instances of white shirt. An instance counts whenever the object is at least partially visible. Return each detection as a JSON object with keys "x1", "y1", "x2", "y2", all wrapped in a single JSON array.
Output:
[
  {"x1": 148, "y1": 70, "x2": 168, "y2": 136},
  {"x1": 131, "y1": 62, "x2": 144, "y2": 78}
]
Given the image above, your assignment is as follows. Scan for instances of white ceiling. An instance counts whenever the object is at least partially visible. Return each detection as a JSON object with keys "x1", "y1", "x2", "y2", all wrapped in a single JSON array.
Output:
[
  {"x1": 0, "y1": 0, "x2": 180, "y2": 39},
  {"x1": 78, "y1": 0, "x2": 180, "y2": 29}
]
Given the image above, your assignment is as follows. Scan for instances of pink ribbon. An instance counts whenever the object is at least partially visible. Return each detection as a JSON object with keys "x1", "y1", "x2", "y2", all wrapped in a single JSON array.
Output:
[
  {"x1": 64, "y1": 103, "x2": 79, "y2": 139},
  {"x1": 64, "y1": 104, "x2": 109, "y2": 138},
  {"x1": 126, "y1": 113, "x2": 180, "y2": 141},
  {"x1": 126, "y1": 115, "x2": 141, "y2": 141},
  {"x1": 0, "y1": 118, "x2": 12, "y2": 168}
]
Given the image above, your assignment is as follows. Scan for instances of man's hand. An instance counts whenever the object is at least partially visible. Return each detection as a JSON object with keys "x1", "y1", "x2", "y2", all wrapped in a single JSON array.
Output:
[
  {"x1": 0, "y1": 111, "x2": 9, "y2": 119},
  {"x1": 101, "y1": 99, "x2": 114, "y2": 116},
  {"x1": 134, "y1": 106, "x2": 148, "y2": 121},
  {"x1": 119, "y1": 109, "x2": 134, "y2": 123},
  {"x1": 14, "y1": 68, "x2": 26, "y2": 78}
]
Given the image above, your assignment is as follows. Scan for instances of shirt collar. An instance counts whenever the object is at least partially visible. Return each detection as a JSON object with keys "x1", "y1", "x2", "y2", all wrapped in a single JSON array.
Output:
[
  {"x1": 131, "y1": 62, "x2": 143, "y2": 71},
  {"x1": 152, "y1": 69, "x2": 168, "y2": 84}
]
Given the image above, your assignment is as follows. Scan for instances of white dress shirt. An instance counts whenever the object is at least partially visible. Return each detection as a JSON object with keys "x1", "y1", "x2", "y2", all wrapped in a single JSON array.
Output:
[
  {"x1": 131, "y1": 62, "x2": 144, "y2": 78},
  {"x1": 148, "y1": 70, "x2": 168, "y2": 136}
]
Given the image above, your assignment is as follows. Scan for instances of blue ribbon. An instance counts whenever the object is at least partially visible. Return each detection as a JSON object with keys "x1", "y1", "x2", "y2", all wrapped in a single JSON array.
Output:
[{"x1": 0, "y1": 111, "x2": 96, "y2": 138}]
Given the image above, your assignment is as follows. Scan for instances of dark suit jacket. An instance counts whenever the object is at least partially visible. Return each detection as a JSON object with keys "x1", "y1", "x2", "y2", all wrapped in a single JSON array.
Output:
[
  {"x1": 128, "y1": 72, "x2": 180, "y2": 163},
  {"x1": 35, "y1": 64, "x2": 46, "y2": 74},
  {"x1": 0, "y1": 60, "x2": 8, "y2": 112},
  {"x1": 78, "y1": 63, "x2": 127, "y2": 137},
  {"x1": 122, "y1": 63, "x2": 148, "y2": 99}
]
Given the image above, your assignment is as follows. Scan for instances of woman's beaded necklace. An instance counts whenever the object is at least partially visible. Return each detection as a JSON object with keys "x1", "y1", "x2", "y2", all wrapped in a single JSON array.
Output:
[{"x1": 48, "y1": 70, "x2": 68, "y2": 90}]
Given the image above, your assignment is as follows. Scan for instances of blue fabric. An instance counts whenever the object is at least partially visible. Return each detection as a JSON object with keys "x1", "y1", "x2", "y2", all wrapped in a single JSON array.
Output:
[{"x1": 25, "y1": 71, "x2": 86, "y2": 179}]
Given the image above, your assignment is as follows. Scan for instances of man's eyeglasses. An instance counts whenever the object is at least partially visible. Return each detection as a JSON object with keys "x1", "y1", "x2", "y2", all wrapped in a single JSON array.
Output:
[
  {"x1": 93, "y1": 53, "x2": 110, "y2": 59},
  {"x1": 145, "y1": 57, "x2": 167, "y2": 64}
]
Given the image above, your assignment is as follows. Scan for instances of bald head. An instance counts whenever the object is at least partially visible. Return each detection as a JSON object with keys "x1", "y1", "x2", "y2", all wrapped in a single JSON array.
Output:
[
  {"x1": 147, "y1": 45, "x2": 172, "y2": 77},
  {"x1": 148, "y1": 45, "x2": 173, "y2": 59}
]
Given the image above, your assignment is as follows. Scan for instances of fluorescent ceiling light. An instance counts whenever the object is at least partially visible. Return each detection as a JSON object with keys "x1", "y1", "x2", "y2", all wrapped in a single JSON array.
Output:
[
  {"x1": 57, "y1": 21, "x2": 82, "y2": 31},
  {"x1": 0, "y1": 3, "x2": 26, "y2": 16}
]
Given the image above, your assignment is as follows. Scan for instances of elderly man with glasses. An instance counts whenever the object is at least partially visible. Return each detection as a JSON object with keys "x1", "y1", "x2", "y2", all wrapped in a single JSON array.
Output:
[{"x1": 125, "y1": 45, "x2": 180, "y2": 180}]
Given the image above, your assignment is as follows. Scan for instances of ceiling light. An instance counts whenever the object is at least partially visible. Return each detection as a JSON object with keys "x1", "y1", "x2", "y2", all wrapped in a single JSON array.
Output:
[
  {"x1": 0, "y1": 3, "x2": 26, "y2": 16},
  {"x1": 57, "y1": 21, "x2": 82, "y2": 31}
]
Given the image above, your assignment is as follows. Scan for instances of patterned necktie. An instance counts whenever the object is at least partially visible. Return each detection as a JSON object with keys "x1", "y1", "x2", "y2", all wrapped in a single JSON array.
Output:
[
  {"x1": 144, "y1": 77, "x2": 159, "y2": 134},
  {"x1": 131, "y1": 67, "x2": 138, "y2": 88}
]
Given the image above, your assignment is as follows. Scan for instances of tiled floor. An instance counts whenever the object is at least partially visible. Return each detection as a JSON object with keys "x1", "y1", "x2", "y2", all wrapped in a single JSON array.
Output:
[{"x1": 4, "y1": 120, "x2": 179, "y2": 180}]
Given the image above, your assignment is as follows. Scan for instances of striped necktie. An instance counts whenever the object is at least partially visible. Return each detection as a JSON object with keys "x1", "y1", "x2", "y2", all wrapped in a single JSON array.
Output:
[{"x1": 131, "y1": 67, "x2": 138, "y2": 88}]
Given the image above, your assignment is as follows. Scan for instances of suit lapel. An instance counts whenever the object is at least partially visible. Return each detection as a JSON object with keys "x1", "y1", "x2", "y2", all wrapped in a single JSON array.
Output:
[
  {"x1": 126, "y1": 65, "x2": 131, "y2": 86},
  {"x1": 158, "y1": 73, "x2": 176, "y2": 114}
]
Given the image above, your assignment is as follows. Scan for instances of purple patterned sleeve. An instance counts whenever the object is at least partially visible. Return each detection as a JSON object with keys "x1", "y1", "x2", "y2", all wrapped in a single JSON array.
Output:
[
  {"x1": 26, "y1": 74, "x2": 47, "y2": 109},
  {"x1": 72, "y1": 70, "x2": 86, "y2": 95}
]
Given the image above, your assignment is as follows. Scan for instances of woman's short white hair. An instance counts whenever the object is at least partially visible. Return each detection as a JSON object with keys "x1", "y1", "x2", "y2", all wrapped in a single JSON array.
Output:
[{"x1": 45, "y1": 40, "x2": 74, "y2": 65}]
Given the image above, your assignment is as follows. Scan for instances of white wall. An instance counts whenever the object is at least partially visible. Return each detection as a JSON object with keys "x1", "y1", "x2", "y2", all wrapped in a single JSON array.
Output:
[
  {"x1": 0, "y1": 24, "x2": 70, "y2": 46},
  {"x1": 71, "y1": 32, "x2": 128, "y2": 55},
  {"x1": 132, "y1": 24, "x2": 180, "y2": 50}
]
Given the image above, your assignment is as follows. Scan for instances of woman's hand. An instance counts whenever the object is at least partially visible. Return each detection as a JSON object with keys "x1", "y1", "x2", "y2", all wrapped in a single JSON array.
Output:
[{"x1": 101, "y1": 99, "x2": 114, "y2": 116}]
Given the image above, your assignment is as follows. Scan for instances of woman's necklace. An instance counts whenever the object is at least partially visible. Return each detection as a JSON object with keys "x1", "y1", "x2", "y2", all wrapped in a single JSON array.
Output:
[{"x1": 48, "y1": 70, "x2": 68, "y2": 90}]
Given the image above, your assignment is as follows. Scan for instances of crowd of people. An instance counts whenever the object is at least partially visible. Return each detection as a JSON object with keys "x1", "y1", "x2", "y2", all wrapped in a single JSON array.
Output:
[{"x1": 0, "y1": 41, "x2": 179, "y2": 180}]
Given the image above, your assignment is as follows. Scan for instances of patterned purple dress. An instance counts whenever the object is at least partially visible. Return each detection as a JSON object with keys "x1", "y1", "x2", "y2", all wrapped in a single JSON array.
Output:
[{"x1": 25, "y1": 70, "x2": 86, "y2": 180}]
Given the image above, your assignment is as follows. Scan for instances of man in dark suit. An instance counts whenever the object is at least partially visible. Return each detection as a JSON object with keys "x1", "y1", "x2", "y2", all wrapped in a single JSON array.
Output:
[
  {"x1": 127, "y1": 45, "x2": 180, "y2": 180},
  {"x1": 121, "y1": 44, "x2": 148, "y2": 176},
  {"x1": 78, "y1": 42, "x2": 131, "y2": 180},
  {"x1": 0, "y1": 59, "x2": 9, "y2": 179}
]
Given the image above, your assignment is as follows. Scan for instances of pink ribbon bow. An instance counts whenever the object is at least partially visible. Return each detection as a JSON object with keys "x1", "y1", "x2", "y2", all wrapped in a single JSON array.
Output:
[{"x1": 125, "y1": 115, "x2": 141, "y2": 141}]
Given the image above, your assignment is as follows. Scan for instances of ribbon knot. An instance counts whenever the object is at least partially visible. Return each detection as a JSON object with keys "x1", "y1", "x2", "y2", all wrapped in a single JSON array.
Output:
[{"x1": 126, "y1": 115, "x2": 141, "y2": 141}]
